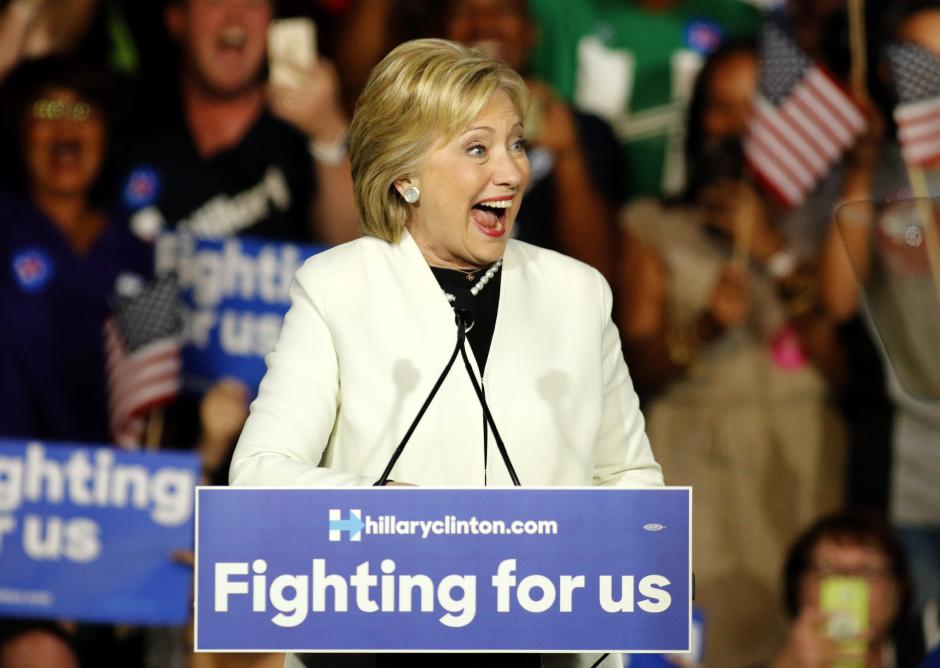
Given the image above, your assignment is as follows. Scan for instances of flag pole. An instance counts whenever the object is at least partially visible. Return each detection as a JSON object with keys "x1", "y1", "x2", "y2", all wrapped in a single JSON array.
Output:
[
  {"x1": 848, "y1": 0, "x2": 867, "y2": 99},
  {"x1": 145, "y1": 408, "x2": 164, "y2": 451},
  {"x1": 904, "y1": 165, "x2": 940, "y2": 310}
]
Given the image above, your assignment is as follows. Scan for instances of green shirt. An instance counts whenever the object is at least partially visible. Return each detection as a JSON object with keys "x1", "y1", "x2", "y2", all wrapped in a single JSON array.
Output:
[{"x1": 530, "y1": 0, "x2": 760, "y2": 198}]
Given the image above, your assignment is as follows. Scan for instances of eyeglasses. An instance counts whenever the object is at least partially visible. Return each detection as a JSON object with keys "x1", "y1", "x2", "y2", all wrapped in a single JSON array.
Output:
[
  {"x1": 809, "y1": 561, "x2": 892, "y2": 580},
  {"x1": 31, "y1": 99, "x2": 96, "y2": 122}
]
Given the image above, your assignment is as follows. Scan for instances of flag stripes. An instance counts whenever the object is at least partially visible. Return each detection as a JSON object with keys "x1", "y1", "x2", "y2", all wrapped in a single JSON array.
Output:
[
  {"x1": 888, "y1": 42, "x2": 940, "y2": 167},
  {"x1": 745, "y1": 22, "x2": 866, "y2": 207},
  {"x1": 104, "y1": 274, "x2": 181, "y2": 448}
]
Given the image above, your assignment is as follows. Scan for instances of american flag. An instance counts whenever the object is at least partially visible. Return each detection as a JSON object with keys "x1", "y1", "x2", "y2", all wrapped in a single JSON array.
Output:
[
  {"x1": 744, "y1": 22, "x2": 867, "y2": 207},
  {"x1": 104, "y1": 273, "x2": 182, "y2": 448},
  {"x1": 887, "y1": 42, "x2": 940, "y2": 167}
]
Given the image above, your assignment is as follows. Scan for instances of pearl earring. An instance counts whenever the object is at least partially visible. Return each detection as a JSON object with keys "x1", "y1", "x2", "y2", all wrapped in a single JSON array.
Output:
[{"x1": 402, "y1": 186, "x2": 420, "y2": 204}]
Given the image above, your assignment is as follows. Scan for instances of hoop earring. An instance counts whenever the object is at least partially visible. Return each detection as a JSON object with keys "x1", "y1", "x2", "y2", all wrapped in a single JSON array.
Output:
[{"x1": 402, "y1": 186, "x2": 420, "y2": 204}]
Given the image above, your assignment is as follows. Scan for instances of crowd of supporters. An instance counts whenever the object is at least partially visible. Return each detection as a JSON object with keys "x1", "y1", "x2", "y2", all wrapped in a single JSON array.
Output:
[{"x1": 0, "y1": 0, "x2": 938, "y2": 666}]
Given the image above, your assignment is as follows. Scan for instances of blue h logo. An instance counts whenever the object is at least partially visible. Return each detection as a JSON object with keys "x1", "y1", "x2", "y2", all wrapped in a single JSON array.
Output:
[{"x1": 328, "y1": 509, "x2": 364, "y2": 541}]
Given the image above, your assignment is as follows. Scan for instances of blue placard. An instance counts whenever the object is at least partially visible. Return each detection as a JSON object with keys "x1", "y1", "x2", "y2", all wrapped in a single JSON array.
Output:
[
  {"x1": 0, "y1": 439, "x2": 199, "y2": 625},
  {"x1": 195, "y1": 487, "x2": 691, "y2": 652},
  {"x1": 159, "y1": 234, "x2": 326, "y2": 394}
]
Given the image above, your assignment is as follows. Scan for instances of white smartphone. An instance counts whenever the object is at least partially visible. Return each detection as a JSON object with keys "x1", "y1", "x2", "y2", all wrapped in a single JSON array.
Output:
[{"x1": 268, "y1": 17, "x2": 317, "y2": 90}]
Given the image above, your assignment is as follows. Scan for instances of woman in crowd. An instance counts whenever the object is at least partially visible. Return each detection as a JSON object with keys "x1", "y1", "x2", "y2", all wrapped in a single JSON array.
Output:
[
  {"x1": 0, "y1": 56, "x2": 151, "y2": 443},
  {"x1": 769, "y1": 511, "x2": 923, "y2": 667},
  {"x1": 0, "y1": 55, "x2": 153, "y2": 668},
  {"x1": 230, "y1": 38, "x2": 662, "y2": 668},
  {"x1": 619, "y1": 40, "x2": 846, "y2": 666}
]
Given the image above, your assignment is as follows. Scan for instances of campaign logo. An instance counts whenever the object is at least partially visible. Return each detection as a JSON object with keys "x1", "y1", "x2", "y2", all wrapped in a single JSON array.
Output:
[
  {"x1": 684, "y1": 20, "x2": 723, "y2": 55},
  {"x1": 328, "y1": 509, "x2": 364, "y2": 542},
  {"x1": 113, "y1": 271, "x2": 146, "y2": 300},
  {"x1": 11, "y1": 248, "x2": 54, "y2": 293},
  {"x1": 124, "y1": 166, "x2": 161, "y2": 209}
]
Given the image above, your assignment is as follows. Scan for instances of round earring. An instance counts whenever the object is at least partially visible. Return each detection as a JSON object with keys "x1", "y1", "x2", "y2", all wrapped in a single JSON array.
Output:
[{"x1": 402, "y1": 186, "x2": 420, "y2": 204}]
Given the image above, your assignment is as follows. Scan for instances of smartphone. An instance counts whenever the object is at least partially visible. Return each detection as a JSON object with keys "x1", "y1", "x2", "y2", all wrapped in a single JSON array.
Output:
[
  {"x1": 820, "y1": 576, "x2": 868, "y2": 668},
  {"x1": 268, "y1": 18, "x2": 317, "y2": 90}
]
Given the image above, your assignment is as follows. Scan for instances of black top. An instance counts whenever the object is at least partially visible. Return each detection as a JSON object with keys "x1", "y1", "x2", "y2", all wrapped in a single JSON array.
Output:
[
  {"x1": 430, "y1": 263, "x2": 501, "y2": 374},
  {"x1": 0, "y1": 187, "x2": 152, "y2": 442},
  {"x1": 116, "y1": 105, "x2": 316, "y2": 242}
]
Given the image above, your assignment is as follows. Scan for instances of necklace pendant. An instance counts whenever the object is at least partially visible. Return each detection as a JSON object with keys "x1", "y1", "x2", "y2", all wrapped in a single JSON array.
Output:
[{"x1": 442, "y1": 258, "x2": 502, "y2": 304}]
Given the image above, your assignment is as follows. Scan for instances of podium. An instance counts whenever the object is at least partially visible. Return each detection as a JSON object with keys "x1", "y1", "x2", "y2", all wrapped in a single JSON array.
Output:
[{"x1": 194, "y1": 487, "x2": 692, "y2": 655}]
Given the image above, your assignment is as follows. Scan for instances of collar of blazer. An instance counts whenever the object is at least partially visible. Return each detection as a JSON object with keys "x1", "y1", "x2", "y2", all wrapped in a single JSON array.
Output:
[{"x1": 392, "y1": 229, "x2": 523, "y2": 380}]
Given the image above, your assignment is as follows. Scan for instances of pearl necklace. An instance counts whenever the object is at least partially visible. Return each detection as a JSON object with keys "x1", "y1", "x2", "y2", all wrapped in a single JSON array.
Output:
[
  {"x1": 443, "y1": 259, "x2": 503, "y2": 304},
  {"x1": 470, "y1": 259, "x2": 502, "y2": 296}
]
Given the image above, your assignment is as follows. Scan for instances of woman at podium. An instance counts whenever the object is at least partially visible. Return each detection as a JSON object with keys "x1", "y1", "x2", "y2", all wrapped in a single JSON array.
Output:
[
  {"x1": 229, "y1": 38, "x2": 662, "y2": 495},
  {"x1": 229, "y1": 36, "x2": 661, "y2": 668}
]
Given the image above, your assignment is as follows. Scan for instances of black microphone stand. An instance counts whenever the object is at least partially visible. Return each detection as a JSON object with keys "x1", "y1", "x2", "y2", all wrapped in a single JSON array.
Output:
[{"x1": 374, "y1": 307, "x2": 521, "y2": 487}]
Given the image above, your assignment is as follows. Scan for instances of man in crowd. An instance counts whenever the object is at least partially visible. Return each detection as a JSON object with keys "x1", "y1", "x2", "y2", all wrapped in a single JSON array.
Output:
[{"x1": 119, "y1": 0, "x2": 358, "y2": 245}]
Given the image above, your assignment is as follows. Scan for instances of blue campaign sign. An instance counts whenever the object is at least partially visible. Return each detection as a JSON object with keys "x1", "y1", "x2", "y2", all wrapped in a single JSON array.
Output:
[
  {"x1": 161, "y1": 234, "x2": 326, "y2": 394},
  {"x1": 0, "y1": 439, "x2": 199, "y2": 625},
  {"x1": 195, "y1": 488, "x2": 691, "y2": 652}
]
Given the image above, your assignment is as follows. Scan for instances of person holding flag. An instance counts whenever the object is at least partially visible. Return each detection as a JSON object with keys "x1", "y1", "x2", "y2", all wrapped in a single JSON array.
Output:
[
  {"x1": 820, "y1": 0, "x2": 940, "y2": 619},
  {"x1": 0, "y1": 56, "x2": 154, "y2": 445},
  {"x1": 619, "y1": 37, "x2": 849, "y2": 666}
]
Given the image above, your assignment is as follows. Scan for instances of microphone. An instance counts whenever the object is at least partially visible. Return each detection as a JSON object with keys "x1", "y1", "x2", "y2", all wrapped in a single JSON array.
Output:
[
  {"x1": 453, "y1": 306, "x2": 474, "y2": 331},
  {"x1": 374, "y1": 309, "x2": 521, "y2": 486}
]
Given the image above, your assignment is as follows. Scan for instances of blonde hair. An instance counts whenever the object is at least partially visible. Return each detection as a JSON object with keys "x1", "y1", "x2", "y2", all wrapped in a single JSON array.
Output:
[{"x1": 349, "y1": 38, "x2": 529, "y2": 242}]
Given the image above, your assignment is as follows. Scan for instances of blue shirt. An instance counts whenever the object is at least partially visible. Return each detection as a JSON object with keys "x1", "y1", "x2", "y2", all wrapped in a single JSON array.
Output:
[
  {"x1": 923, "y1": 646, "x2": 940, "y2": 668},
  {"x1": 0, "y1": 188, "x2": 152, "y2": 442}
]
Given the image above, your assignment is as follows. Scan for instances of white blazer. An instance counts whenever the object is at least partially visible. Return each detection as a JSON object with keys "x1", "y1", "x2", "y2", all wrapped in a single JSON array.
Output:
[{"x1": 230, "y1": 231, "x2": 661, "y2": 489}]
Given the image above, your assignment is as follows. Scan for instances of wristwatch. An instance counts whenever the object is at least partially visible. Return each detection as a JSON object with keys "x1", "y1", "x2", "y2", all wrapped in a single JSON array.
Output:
[{"x1": 309, "y1": 131, "x2": 348, "y2": 166}]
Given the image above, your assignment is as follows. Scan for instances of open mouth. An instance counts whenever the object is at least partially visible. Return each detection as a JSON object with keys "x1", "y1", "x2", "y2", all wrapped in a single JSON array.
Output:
[
  {"x1": 470, "y1": 198, "x2": 511, "y2": 237},
  {"x1": 217, "y1": 26, "x2": 247, "y2": 53},
  {"x1": 49, "y1": 138, "x2": 83, "y2": 167}
]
